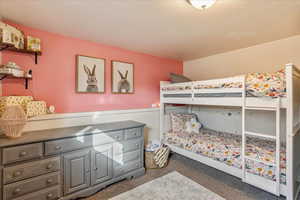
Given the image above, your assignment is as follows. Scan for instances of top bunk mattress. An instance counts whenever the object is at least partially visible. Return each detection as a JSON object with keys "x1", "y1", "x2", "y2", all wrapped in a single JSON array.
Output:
[{"x1": 162, "y1": 69, "x2": 286, "y2": 98}]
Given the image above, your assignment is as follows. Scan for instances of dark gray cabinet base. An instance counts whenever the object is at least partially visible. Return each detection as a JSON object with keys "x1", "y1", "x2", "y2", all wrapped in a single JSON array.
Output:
[
  {"x1": 91, "y1": 144, "x2": 113, "y2": 186},
  {"x1": 0, "y1": 121, "x2": 145, "y2": 200},
  {"x1": 62, "y1": 168, "x2": 145, "y2": 200},
  {"x1": 63, "y1": 149, "x2": 91, "y2": 195}
]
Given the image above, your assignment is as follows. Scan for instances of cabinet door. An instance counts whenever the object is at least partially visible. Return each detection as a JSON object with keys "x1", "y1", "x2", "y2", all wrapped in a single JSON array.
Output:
[
  {"x1": 63, "y1": 149, "x2": 91, "y2": 195},
  {"x1": 91, "y1": 144, "x2": 113, "y2": 186}
]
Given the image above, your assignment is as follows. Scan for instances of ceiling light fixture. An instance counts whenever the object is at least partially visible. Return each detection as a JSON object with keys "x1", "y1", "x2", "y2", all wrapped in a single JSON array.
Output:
[{"x1": 188, "y1": 0, "x2": 217, "y2": 10}]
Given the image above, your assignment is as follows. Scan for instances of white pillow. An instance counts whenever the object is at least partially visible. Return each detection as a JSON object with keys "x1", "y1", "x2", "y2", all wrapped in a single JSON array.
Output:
[{"x1": 185, "y1": 118, "x2": 202, "y2": 133}]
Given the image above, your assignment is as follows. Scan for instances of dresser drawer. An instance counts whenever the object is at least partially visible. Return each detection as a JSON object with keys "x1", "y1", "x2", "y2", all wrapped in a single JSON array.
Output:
[
  {"x1": 12, "y1": 186, "x2": 61, "y2": 200},
  {"x1": 114, "y1": 150, "x2": 141, "y2": 167},
  {"x1": 93, "y1": 130, "x2": 124, "y2": 146},
  {"x1": 113, "y1": 160, "x2": 141, "y2": 177},
  {"x1": 3, "y1": 171, "x2": 60, "y2": 200},
  {"x1": 45, "y1": 135, "x2": 93, "y2": 155},
  {"x1": 2, "y1": 143, "x2": 43, "y2": 165},
  {"x1": 114, "y1": 138, "x2": 143, "y2": 155},
  {"x1": 124, "y1": 128, "x2": 141, "y2": 140},
  {"x1": 3, "y1": 157, "x2": 60, "y2": 184}
]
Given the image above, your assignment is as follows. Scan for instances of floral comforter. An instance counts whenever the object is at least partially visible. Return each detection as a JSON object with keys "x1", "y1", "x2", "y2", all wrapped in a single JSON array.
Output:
[
  {"x1": 162, "y1": 69, "x2": 286, "y2": 98},
  {"x1": 165, "y1": 129, "x2": 286, "y2": 184},
  {"x1": 246, "y1": 69, "x2": 286, "y2": 97}
]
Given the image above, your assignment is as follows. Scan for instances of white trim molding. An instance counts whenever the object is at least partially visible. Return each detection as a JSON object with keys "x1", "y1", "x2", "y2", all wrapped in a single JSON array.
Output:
[
  {"x1": 28, "y1": 108, "x2": 160, "y2": 122},
  {"x1": 24, "y1": 107, "x2": 184, "y2": 144}
]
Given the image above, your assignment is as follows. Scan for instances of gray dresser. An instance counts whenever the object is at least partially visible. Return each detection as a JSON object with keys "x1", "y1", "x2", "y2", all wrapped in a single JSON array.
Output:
[{"x1": 0, "y1": 120, "x2": 146, "y2": 200}]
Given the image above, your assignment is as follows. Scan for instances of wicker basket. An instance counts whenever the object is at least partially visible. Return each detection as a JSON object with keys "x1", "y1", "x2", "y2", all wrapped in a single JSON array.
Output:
[
  {"x1": 0, "y1": 105, "x2": 27, "y2": 138},
  {"x1": 145, "y1": 145, "x2": 170, "y2": 169}
]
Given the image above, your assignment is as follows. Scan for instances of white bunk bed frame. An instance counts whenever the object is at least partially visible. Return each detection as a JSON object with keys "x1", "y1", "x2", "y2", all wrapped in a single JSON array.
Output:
[{"x1": 160, "y1": 63, "x2": 300, "y2": 200}]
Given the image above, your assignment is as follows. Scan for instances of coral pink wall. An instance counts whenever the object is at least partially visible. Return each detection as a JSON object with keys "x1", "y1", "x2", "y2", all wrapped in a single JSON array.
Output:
[{"x1": 2, "y1": 22, "x2": 182, "y2": 113}]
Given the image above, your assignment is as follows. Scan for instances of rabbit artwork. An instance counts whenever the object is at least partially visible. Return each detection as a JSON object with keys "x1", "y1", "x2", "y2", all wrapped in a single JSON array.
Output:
[
  {"x1": 118, "y1": 70, "x2": 130, "y2": 93},
  {"x1": 83, "y1": 64, "x2": 98, "y2": 92}
]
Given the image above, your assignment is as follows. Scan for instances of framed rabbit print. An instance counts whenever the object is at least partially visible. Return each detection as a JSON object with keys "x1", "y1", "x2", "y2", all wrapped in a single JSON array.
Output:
[
  {"x1": 111, "y1": 60, "x2": 134, "y2": 94},
  {"x1": 76, "y1": 55, "x2": 105, "y2": 93}
]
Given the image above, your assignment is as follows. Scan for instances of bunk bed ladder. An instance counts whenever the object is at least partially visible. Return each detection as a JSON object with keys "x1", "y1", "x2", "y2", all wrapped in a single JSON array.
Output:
[{"x1": 242, "y1": 98, "x2": 281, "y2": 196}]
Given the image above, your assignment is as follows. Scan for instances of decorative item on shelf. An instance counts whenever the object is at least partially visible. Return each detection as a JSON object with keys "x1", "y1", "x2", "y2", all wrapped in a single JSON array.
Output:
[
  {"x1": 0, "y1": 105, "x2": 27, "y2": 138},
  {"x1": 0, "y1": 22, "x2": 41, "y2": 65},
  {"x1": 111, "y1": 60, "x2": 134, "y2": 94},
  {"x1": 26, "y1": 36, "x2": 41, "y2": 52},
  {"x1": 26, "y1": 101, "x2": 47, "y2": 118},
  {"x1": 0, "y1": 96, "x2": 33, "y2": 117},
  {"x1": 0, "y1": 62, "x2": 33, "y2": 89},
  {"x1": 0, "y1": 21, "x2": 25, "y2": 49},
  {"x1": 0, "y1": 62, "x2": 25, "y2": 77},
  {"x1": 76, "y1": 55, "x2": 105, "y2": 93},
  {"x1": 48, "y1": 105, "x2": 55, "y2": 114},
  {"x1": 0, "y1": 65, "x2": 12, "y2": 74}
]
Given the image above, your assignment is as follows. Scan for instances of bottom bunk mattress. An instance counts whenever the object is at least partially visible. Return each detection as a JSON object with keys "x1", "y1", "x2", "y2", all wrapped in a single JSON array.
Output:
[{"x1": 164, "y1": 129, "x2": 286, "y2": 184}]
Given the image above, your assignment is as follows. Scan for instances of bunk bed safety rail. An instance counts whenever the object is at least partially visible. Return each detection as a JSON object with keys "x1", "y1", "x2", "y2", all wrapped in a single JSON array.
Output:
[
  {"x1": 161, "y1": 82, "x2": 193, "y2": 94},
  {"x1": 193, "y1": 75, "x2": 244, "y2": 86},
  {"x1": 160, "y1": 81, "x2": 194, "y2": 104},
  {"x1": 193, "y1": 76, "x2": 244, "y2": 91}
]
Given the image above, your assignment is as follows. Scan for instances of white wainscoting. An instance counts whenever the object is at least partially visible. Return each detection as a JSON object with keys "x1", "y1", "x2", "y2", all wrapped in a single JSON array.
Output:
[{"x1": 23, "y1": 107, "x2": 185, "y2": 144}]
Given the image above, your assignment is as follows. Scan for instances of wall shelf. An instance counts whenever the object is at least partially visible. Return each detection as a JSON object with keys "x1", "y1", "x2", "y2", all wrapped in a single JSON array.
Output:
[
  {"x1": 0, "y1": 73, "x2": 32, "y2": 89},
  {"x1": 0, "y1": 43, "x2": 42, "y2": 64}
]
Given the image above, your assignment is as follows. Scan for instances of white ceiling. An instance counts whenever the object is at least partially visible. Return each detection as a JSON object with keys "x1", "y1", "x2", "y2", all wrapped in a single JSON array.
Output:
[{"x1": 1, "y1": 0, "x2": 300, "y2": 61}]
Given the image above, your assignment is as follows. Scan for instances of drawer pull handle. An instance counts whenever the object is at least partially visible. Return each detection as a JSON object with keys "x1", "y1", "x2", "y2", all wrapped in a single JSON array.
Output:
[
  {"x1": 46, "y1": 178, "x2": 53, "y2": 184},
  {"x1": 13, "y1": 188, "x2": 21, "y2": 194},
  {"x1": 55, "y1": 146, "x2": 62, "y2": 150},
  {"x1": 47, "y1": 193, "x2": 53, "y2": 199},
  {"x1": 47, "y1": 164, "x2": 53, "y2": 169},
  {"x1": 135, "y1": 143, "x2": 139, "y2": 147},
  {"x1": 115, "y1": 136, "x2": 120, "y2": 140},
  {"x1": 136, "y1": 163, "x2": 139, "y2": 167},
  {"x1": 19, "y1": 151, "x2": 27, "y2": 157},
  {"x1": 13, "y1": 171, "x2": 22, "y2": 177}
]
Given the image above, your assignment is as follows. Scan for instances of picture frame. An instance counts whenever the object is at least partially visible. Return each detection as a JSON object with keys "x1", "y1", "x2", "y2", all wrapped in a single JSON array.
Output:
[
  {"x1": 76, "y1": 55, "x2": 105, "y2": 93},
  {"x1": 111, "y1": 60, "x2": 134, "y2": 94}
]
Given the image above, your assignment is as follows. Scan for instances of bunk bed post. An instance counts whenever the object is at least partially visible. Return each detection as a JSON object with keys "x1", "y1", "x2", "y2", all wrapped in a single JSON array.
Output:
[
  {"x1": 286, "y1": 63, "x2": 294, "y2": 200},
  {"x1": 241, "y1": 75, "x2": 246, "y2": 182},
  {"x1": 275, "y1": 97, "x2": 281, "y2": 195},
  {"x1": 160, "y1": 81, "x2": 167, "y2": 142},
  {"x1": 160, "y1": 102, "x2": 165, "y2": 142},
  {"x1": 188, "y1": 81, "x2": 194, "y2": 114}
]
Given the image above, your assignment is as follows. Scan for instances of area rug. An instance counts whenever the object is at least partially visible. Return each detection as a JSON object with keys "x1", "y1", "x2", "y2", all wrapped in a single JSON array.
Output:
[{"x1": 110, "y1": 171, "x2": 225, "y2": 200}]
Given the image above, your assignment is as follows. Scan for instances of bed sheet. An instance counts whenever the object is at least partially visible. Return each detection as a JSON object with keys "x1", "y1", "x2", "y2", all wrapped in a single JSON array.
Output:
[{"x1": 165, "y1": 129, "x2": 286, "y2": 184}]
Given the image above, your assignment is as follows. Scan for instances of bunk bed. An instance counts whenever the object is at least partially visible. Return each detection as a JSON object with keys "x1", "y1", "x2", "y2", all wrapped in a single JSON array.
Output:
[{"x1": 160, "y1": 64, "x2": 300, "y2": 200}]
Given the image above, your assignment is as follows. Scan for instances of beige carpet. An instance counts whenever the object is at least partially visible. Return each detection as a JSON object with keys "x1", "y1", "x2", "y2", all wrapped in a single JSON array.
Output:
[{"x1": 109, "y1": 171, "x2": 225, "y2": 200}]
